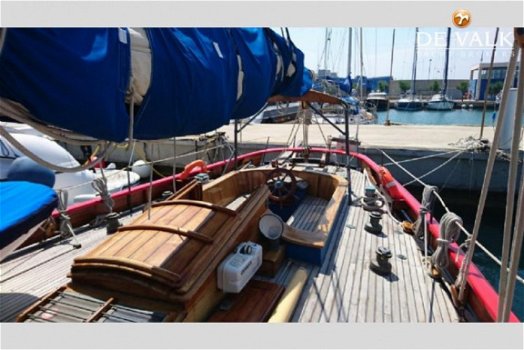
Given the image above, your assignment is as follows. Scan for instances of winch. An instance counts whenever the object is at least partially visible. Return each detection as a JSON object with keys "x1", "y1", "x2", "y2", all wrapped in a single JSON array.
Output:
[
  {"x1": 217, "y1": 242, "x2": 262, "y2": 293},
  {"x1": 364, "y1": 211, "x2": 383, "y2": 235},
  {"x1": 369, "y1": 246, "x2": 393, "y2": 276},
  {"x1": 362, "y1": 186, "x2": 385, "y2": 212}
]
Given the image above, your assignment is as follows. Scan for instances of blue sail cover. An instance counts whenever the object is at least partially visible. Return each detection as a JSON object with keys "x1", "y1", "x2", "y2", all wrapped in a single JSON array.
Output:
[
  {"x1": 0, "y1": 28, "x2": 312, "y2": 142},
  {"x1": 0, "y1": 29, "x2": 131, "y2": 141}
]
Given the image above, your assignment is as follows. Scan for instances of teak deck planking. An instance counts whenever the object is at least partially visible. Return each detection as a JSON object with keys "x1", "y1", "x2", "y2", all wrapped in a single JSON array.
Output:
[
  {"x1": 1, "y1": 166, "x2": 459, "y2": 323},
  {"x1": 292, "y1": 169, "x2": 459, "y2": 322}
]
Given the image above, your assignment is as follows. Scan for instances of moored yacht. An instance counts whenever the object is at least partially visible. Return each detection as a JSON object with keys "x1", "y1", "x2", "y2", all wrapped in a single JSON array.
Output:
[
  {"x1": 365, "y1": 91, "x2": 389, "y2": 111},
  {"x1": 426, "y1": 93, "x2": 455, "y2": 110},
  {"x1": 395, "y1": 95, "x2": 423, "y2": 111},
  {"x1": 427, "y1": 28, "x2": 454, "y2": 111},
  {"x1": 395, "y1": 28, "x2": 423, "y2": 112}
]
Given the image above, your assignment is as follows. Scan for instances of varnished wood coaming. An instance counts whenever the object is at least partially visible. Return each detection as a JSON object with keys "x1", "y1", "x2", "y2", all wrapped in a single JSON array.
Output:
[
  {"x1": 69, "y1": 167, "x2": 346, "y2": 315},
  {"x1": 202, "y1": 168, "x2": 347, "y2": 249}
]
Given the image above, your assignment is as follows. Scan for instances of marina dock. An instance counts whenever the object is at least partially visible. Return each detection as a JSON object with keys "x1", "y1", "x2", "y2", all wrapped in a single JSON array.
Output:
[
  {"x1": 219, "y1": 123, "x2": 524, "y2": 192},
  {"x1": 388, "y1": 100, "x2": 498, "y2": 109}
]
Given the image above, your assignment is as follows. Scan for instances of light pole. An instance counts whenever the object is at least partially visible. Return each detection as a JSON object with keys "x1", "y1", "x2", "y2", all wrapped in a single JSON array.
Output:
[{"x1": 428, "y1": 58, "x2": 432, "y2": 80}]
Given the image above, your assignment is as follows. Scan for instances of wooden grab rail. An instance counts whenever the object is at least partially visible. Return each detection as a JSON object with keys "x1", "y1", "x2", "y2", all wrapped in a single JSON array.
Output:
[
  {"x1": 85, "y1": 297, "x2": 115, "y2": 322},
  {"x1": 151, "y1": 199, "x2": 237, "y2": 216},
  {"x1": 16, "y1": 286, "x2": 66, "y2": 322},
  {"x1": 118, "y1": 225, "x2": 214, "y2": 244},
  {"x1": 73, "y1": 257, "x2": 183, "y2": 285}
]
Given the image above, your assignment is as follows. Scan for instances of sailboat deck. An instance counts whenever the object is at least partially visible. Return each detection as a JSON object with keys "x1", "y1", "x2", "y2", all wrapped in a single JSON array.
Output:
[
  {"x1": 0, "y1": 212, "x2": 141, "y2": 322},
  {"x1": 284, "y1": 169, "x2": 459, "y2": 322},
  {"x1": 1, "y1": 169, "x2": 459, "y2": 323}
]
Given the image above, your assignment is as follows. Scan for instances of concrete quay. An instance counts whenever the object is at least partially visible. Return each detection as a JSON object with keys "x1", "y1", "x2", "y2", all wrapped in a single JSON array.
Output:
[
  {"x1": 388, "y1": 99, "x2": 496, "y2": 109},
  {"x1": 217, "y1": 123, "x2": 523, "y2": 192}
]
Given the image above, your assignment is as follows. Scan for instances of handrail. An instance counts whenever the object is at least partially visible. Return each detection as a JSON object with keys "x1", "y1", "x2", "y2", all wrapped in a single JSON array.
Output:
[
  {"x1": 118, "y1": 225, "x2": 214, "y2": 244},
  {"x1": 152, "y1": 199, "x2": 237, "y2": 216}
]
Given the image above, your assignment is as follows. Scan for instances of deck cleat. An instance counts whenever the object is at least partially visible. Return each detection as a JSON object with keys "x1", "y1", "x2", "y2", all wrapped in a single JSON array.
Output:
[
  {"x1": 364, "y1": 211, "x2": 383, "y2": 234},
  {"x1": 105, "y1": 212, "x2": 122, "y2": 235},
  {"x1": 161, "y1": 191, "x2": 174, "y2": 200},
  {"x1": 195, "y1": 173, "x2": 210, "y2": 184},
  {"x1": 370, "y1": 246, "x2": 393, "y2": 276}
]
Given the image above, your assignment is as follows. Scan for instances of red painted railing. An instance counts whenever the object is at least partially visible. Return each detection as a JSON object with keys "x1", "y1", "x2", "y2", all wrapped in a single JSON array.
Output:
[{"x1": 52, "y1": 147, "x2": 519, "y2": 322}]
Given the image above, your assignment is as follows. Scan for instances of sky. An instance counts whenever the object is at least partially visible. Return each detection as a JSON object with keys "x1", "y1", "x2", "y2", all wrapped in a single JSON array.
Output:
[{"x1": 284, "y1": 27, "x2": 515, "y2": 81}]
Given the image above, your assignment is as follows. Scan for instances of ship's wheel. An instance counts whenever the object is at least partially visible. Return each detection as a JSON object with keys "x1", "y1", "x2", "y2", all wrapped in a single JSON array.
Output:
[{"x1": 266, "y1": 167, "x2": 297, "y2": 203}]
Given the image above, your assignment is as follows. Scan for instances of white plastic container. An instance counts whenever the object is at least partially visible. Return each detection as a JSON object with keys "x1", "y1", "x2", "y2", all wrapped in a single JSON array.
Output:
[{"x1": 217, "y1": 241, "x2": 262, "y2": 293}]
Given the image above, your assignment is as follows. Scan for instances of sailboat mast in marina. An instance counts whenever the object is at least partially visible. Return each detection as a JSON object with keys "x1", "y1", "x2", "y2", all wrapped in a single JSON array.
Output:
[
  {"x1": 427, "y1": 27, "x2": 455, "y2": 110},
  {"x1": 395, "y1": 27, "x2": 423, "y2": 111}
]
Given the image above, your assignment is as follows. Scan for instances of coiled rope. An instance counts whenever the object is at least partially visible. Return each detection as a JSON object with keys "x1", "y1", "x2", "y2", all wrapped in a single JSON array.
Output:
[
  {"x1": 56, "y1": 190, "x2": 81, "y2": 248},
  {"x1": 377, "y1": 147, "x2": 524, "y2": 287},
  {"x1": 414, "y1": 185, "x2": 438, "y2": 239},
  {"x1": 432, "y1": 212, "x2": 463, "y2": 271},
  {"x1": 91, "y1": 175, "x2": 114, "y2": 213}
]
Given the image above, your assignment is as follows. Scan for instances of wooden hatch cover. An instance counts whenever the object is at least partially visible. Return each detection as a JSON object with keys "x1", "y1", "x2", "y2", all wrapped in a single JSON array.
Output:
[{"x1": 69, "y1": 185, "x2": 270, "y2": 310}]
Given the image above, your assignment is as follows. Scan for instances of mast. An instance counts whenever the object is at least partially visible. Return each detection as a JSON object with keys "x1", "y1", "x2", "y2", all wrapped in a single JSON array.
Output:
[
  {"x1": 480, "y1": 27, "x2": 500, "y2": 139},
  {"x1": 347, "y1": 28, "x2": 352, "y2": 77},
  {"x1": 411, "y1": 27, "x2": 419, "y2": 96},
  {"x1": 385, "y1": 28, "x2": 396, "y2": 125},
  {"x1": 323, "y1": 28, "x2": 329, "y2": 72},
  {"x1": 359, "y1": 27, "x2": 364, "y2": 102},
  {"x1": 477, "y1": 51, "x2": 484, "y2": 100},
  {"x1": 442, "y1": 27, "x2": 451, "y2": 96},
  {"x1": 323, "y1": 28, "x2": 333, "y2": 74}
]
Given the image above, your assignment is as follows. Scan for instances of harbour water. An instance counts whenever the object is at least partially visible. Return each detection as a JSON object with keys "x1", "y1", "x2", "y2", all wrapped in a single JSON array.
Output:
[{"x1": 377, "y1": 109, "x2": 498, "y2": 126}]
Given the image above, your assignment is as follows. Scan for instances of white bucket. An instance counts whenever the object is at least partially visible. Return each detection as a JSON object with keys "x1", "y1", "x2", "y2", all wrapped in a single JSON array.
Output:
[{"x1": 258, "y1": 213, "x2": 284, "y2": 250}]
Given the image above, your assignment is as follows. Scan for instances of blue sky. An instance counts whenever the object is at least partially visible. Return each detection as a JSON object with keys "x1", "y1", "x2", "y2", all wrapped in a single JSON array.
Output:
[{"x1": 284, "y1": 27, "x2": 515, "y2": 80}]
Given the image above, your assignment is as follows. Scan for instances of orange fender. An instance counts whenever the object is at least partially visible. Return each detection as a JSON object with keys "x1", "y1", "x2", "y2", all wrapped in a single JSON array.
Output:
[
  {"x1": 179, "y1": 160, "x2": 207, "y2": 180},
  {"x1": 89, "y1": 155, "x2": 106, "y2": 169},
  {"x1": 379, "y1": 166, "x2": 402, "y2": 200}
]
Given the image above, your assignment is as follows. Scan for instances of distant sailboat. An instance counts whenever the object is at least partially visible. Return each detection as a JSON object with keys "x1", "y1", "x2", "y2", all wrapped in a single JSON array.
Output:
[
  {"x1": 396, "y1": 28, "x2": 423, "y2": 111},
  {"x1": 427, "y1": 27, "x2": 455, "y2": 111}
]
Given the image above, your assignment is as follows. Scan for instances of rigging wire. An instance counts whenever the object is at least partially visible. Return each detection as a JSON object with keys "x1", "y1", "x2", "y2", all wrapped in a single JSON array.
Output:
[
  {"x1": 376, "y1": 147, "x2": 524, "y2": 286},
  {"x1": 402, "y1": 150, "x2": 465, "y2": 187}
]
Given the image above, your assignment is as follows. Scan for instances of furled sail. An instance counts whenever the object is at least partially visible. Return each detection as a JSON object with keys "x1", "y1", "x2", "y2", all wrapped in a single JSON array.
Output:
[{"x1": 0, "y1": 28, "x2": 312, "y2": 142}]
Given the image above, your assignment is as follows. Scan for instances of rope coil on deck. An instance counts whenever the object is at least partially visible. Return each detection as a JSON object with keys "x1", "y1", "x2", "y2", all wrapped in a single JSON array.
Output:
[
  {"x1": 414, "y1": 185, "x2": 438, "y2": 239},
  {"x1": 432, "y1": 212, "x2": 463, "y2": 271},
  {"x1": 56, "y1": 190, "x2": 81, "y2": 248},
  {"x1": 91, "y1": 176, "x2": 114, "y2": 213},
  {"x1": 377, "y1": 147, "x2": 524, "y2": 288}
]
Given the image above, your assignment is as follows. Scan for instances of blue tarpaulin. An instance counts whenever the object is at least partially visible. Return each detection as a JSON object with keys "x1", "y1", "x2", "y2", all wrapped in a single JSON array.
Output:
[
  {"x1": 0, "y1": 181, "x2": 58, "y2": 250},
  {"x1": 134, "y1": 28, "x2": 239, "y2": 139},
  {"x1": 0, "y1": 28, "x2": 312, "y2": 142},
  {"x1": 0, "y1": 29, "x2": 131, "y2": 141}
]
